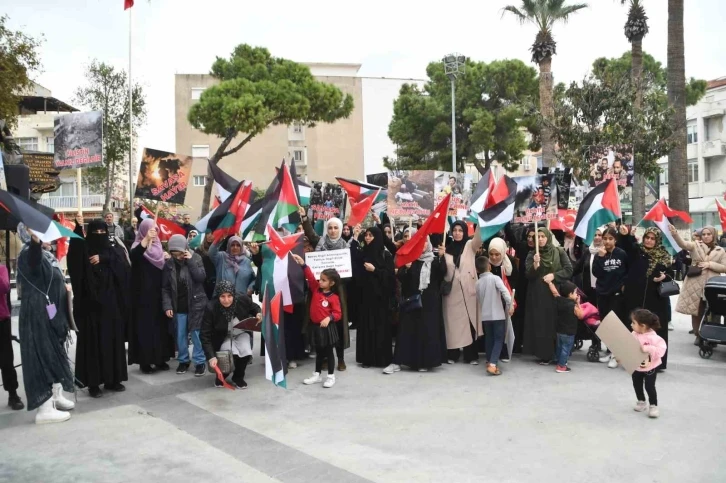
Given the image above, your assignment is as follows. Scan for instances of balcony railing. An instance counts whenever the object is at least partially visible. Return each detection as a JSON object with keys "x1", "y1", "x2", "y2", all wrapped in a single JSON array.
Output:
[
  {"x1": 703, "y1": 140, "x2": 726, "y2": 159},
  {"x1": 38, "y1": 194, "x2": 105, "y2": 210}
]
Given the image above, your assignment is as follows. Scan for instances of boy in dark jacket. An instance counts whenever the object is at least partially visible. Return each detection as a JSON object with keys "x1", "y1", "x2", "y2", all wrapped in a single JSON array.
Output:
[
  {"x1": 162, "y1": 235, "x2": 208, "y2": 376},
  {"x1": 547, "y1": 281, "x2": 582, "y2": 373}
]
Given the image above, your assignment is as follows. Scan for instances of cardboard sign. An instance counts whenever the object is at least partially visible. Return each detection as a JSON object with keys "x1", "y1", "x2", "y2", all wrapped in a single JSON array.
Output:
[
  {"x1": 304, "y1": 249, "x2": 352, "y2": 279},
  {"x1": 595, "y1": 311, "x2": 649, "y2": 374},
  {"x1": 135, "y1": 148, "x2": 193, "y2": 204},
  {"x1": 53, "y1": 111, "x2": 104, "y2": 169}
]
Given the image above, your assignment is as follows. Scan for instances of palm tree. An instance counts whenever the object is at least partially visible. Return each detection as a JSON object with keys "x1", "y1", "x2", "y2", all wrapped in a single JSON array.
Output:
[
  {"x1": 621, "y1": 0, "x2": 649, "y2": 221},
  {"x1": 503, "y1": 0, "x2": 588, "y2": 168},
  {"x1": 667, "y1": 0, "x2": 688, "y2": 224}
]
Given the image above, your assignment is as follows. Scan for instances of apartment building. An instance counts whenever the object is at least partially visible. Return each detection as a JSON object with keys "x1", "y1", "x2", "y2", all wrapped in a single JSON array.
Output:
[
  {"x1": 15, "y1": 83, "x2": 118, "y2": 215},
  {"x1": 659, "y1": 77, "x2": 726, "y2": 228}
]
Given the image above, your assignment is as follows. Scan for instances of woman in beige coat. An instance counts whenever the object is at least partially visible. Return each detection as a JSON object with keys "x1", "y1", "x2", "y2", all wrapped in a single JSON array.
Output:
[
  {"x1": 443, "y1": 221, "x2": 483, "y2": 364},
  {"x1": 670, "y1": 224, "x2": 726, "y2": 342}
]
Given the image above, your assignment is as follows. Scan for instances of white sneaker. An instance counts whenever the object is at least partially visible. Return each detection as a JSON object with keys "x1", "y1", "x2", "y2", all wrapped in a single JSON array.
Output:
[
  {"x1": 418, "y1": 368, "x2": 429, "y2": 372},
  {"x1": 634, "y1": 401, "x2": 647, "y2": 412},
  {"x1": 52, "y1": 383, "x2": 75, "y2": 411},
  {"x1": 599, "y1": 353, "x2": 611, "y2": 363},
  {"x1": 303, "y1": 372, "x2": 323, "y2": 385},
  {"x1": 668, "y1": 322, "x2": 674, "y2": 331},
  {"x1": 35, "y1": 399, "x2": 71, "y2": 425},
  {"x1": 382, "y1": 364, "x2": 401, "y2": 375},
  {"x1": 288, "y1": 361, "x2": 298, "y2": 369},
  {"x1": 323, "y1": 374, "x2": 336, "y2": 388},
  {"x1": 607, "y1": 356, "x2": 618, "y2": 369},
  {"x1": 446, "y1": 359, "x2": 455, "y2": 364},
  {"x1": 469, "y1": 360, "x2": 479, "y2": 366},
  {"x1": 648, "y1": 405, "x2": 659, "y2": 418},
  {"x1": 500, "y1": 358, "x2": 510, "y2": 363}
]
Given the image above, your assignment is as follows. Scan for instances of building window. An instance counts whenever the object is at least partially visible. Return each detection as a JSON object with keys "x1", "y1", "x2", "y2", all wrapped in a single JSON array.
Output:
[
  {"x1": 193, "y1": 175, "x2": 206, "y2": 187},
  {"x1": 191, "y1": 145, "x2": 210, "y2": 158},
  {"x1": 687, "y1": 124, "x2": 698, "y2": 144},
  {"x1": 536, "y1": 155, "x2": 543, "y2": 169},
  {"x1": 660, "y1": 167, "x2": 668, "y2": 185},
  {"x1": 292, "y1": 123, "x2": 302, "y2": 133},
  {"x1": 16, "y1": 137, "x2": 38, "y2": 152},
  {"x1": 46, "y1": 137, "x2": 54, "y2": 153},
  {"x1": 191, "y1": 88, "x2": 205, "y2": 100},
  {"x1": 688, "y1": 160, "x2": 699, "y2": 183},
  {"x1": 293, "y1": 150, "x2": 304, "y2": 163}
]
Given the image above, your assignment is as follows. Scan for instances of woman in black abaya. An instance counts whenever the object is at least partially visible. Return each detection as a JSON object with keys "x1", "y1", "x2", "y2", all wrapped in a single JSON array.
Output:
[
  {"x1": 127, "y1": 219, "x2": 174, "y2": 374},
  {"x1": 68, "y1": 217, "x2": 131, "y2": 397},
  {"x1": 353, "y1": 226, "x2": 395, "y2": 368}
]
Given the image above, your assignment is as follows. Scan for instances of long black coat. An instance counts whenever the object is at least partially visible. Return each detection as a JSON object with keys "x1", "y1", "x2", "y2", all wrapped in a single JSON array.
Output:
[
  {"x1": 200, "y1": 296, "x2": 260, "y2": 360},
  {"x1": 127, "y1": 245, "x2": 174, "y2": 366},
  {"x1": 68, "y1": 224, "x2": 131, "y2": 388},
  {"x1": 161, "y1": 254, "x2": 208, "y2": 332},
  {"x1": 18, "y1": 240, "x2": 74, "y2": 410},
  {"x1": 393, "y1": 256, "x2": 447, "y2": 369},
  {"x1": 620, "y1": 235, "x2": 672, "y2": 324}
]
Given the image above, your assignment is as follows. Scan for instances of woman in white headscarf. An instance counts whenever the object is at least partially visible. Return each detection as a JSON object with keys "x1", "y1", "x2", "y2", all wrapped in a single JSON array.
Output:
[
  {"x1": 485, "y1": 237, "x2": 518, "y2": 362},
  {"x1": 386, "y1": 240, "x2": 448, "y2": 373}
]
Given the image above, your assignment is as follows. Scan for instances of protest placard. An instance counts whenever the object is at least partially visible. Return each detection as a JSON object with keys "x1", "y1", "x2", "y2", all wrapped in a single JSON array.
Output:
[
  {"x1": 304, "y1": 248, "x2": 352, "y2": 279},
  {"x1": 53, "y1": 111, "x2": 104, "y2": 169},
  {"x1": 386, "y1": 170, "x2": 435, "y2": 219},
  {"x1": 135, "y1": 148, "x2": 193, "y2": 204},
  {"x1": 434, "y1": 171, "x2": 472, "y2": 219},
  {"x1": 308, "y1": 181, "x2": 347, "y2": 223},
  {"x1": 595, "y1": 311, "x2": 649, "y2": 375}
]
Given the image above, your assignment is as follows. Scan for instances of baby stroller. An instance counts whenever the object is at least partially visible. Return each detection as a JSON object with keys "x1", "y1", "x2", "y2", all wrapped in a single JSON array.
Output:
[
  {"x1": 698, "y1": 277, "x2": 726, "y2": 359},
  {"x1": 574, "y1": 301, "x2": 603, "y2": 362}
]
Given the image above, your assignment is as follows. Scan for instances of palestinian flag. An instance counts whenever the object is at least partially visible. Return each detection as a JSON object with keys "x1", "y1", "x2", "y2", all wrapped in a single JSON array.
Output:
[
  {"x1": 396, "y1": 194, "x2": 450, "y2": 267},
  {"x1": 290, "y1": 160, "x2": 311, "y2": 206},
  {"x1": 477, "y1": 176, "x2": 518, "y2": 242},
  {"x1": 259, "y1": 226, "x2": 305, "y2": 313},
  {"x1": 210, "y1": 181, "x2": 254, "y2": 242},
  {"x1": 251, "y1": 162, "x2": 301, "y2": 240},
  {"x1": 208, "y1": 159, "x2": 239, "y2": 206},
  {"x1": 573, "y1": 178, "x2": 621, "y2": 245},
  {"x1": 137, "y1": 205, "x2": 186, "y2": 242},
  {"x1": 468, "y1": 169, "x2": 496, "y2": 221},
  {"x1": 642, "y1": 198, "x2": 694, "y2": 255},
  {"x1": 336, "y1": 177, "x2": 383, "y2": 226},
  {"x1": 261, "y1": 286, "x2": 287, "y2": 388},
  {"x1": 241, "y1": 198, "x2": 264, "y2": 240},
  {"x1": 0, "y1": 189, "x2": 81, "y2": 243}
]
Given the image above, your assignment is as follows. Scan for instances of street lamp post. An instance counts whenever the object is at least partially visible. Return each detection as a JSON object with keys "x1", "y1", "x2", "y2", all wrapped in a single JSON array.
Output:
[{"x1": 443, "y1": 53, "x2": 465, "y2": 173}]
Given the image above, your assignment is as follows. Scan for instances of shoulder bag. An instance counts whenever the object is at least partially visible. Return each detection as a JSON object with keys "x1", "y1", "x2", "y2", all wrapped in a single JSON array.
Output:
[
  {"x1": 657, "y1": 275, "x2": 680, "y2": 298},
  {"x1": 400, "y1": 293, "x2": 423, "y2": 312}
]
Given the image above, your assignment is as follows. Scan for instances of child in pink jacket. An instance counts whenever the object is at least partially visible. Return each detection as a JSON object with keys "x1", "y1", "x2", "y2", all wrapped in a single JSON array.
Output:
[{"x1": 630, "y1": 309, "x2": 667, "y2": 419}]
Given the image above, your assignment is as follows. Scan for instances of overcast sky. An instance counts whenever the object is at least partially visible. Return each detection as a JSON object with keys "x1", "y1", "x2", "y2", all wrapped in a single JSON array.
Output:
[{"x1": 8, "y1": 0, "x2": 726, "y2": 164}]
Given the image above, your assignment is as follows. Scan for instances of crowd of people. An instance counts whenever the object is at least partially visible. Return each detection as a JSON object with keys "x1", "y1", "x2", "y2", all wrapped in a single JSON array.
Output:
[{"x1": 6, "y1": 206, "x2": 710, "y2": 424}]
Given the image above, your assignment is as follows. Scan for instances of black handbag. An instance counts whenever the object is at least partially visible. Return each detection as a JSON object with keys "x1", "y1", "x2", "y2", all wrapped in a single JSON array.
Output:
[
  {"x1": 686, "y1": 266, "x2": 702, "y2": 278},
  {"x1": 441, "y1": 279, "x2": 453, "y2": 296},
  {"x1": 400, "y1": 293, "x2": 423, "y2": 312},
  {"x1": 658, "y1": 276, "x2": 680, "y2": 298}
]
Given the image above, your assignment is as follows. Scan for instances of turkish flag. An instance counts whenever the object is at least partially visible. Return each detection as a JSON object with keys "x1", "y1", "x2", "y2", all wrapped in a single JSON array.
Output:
[
  {"x1": 550, "y1": 208, "x2": 577, "y2": 236},
  {"x1": 139, "y1": 205, "x2": 186, "y2": 242},
  {"x1": 395, "y1": 194, "x2": 450, "y2": 268}
]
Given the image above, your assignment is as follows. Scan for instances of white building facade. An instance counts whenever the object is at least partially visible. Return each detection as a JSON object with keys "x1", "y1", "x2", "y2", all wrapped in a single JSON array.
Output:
[{"x1": 659, "y1": 77, "x2": 726, "y2": 228}]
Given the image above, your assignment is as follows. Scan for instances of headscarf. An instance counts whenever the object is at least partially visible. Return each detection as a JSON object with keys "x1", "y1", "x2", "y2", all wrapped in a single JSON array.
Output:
[
  {"x1": 537, "y1": 228, "x2": 560, "y2": 273},
  {"x1": 446, "y1": 220, "x2": 469, "y2": 268},
  {"x1": 640, "y1": 228, "x2": 672, "y2": 276},
  {"x1": 403, "y1": 227, "x2": 416, "y2": 241},
  {"x1": 362, "y1": 226, "x2": 385, "y2": 266},
  {"x1": 317, "y1": 217, "x2": 348, "y2": 251},
  {"x1": 487, "y1": 237, "x2": 512, "y2": 276},
  {"x1": 224, "y1": 236, "x2": 245, "y2": 274},
  {"x1": 417, "y1": 240, "x2": 435, "y2": 291},
  {"x1": 17, "y1": 222, "x2": 31, "y2": 244},
  {"x1": 701, "y1": 225, "x2": 717, "y2": 249},
  {"x1": 342, "y1": 224, "x2": 353, "y2": 242},
  {"x1": 588, "y1": 227, "x2": 605, "y2": 255},
  {"x1": 132, "y1": 219, "x2": 166, "y2": 270},
  {"x1": 86, "y1": 219, "x2": 110, "y2": 256},
  {"x1": 214, "y1": 280, "x2": 237, "y2": 324}
]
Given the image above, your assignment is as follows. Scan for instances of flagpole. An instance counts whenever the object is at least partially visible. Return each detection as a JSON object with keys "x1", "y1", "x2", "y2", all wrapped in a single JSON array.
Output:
[{"x1": 128, "y1": 6, "x2": 134, "y2": 216}]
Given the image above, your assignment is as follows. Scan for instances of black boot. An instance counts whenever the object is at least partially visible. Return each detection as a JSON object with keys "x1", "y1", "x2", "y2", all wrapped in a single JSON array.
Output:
[
  {"x1": 88, "y1": 386, "x2": 103, "y2": 398},
  {"x1": 7, "y1": 392, "x2": 24, "y2": 410},
  {"x1": 232, "y1": 355, "x2": 251, "y2": 389}
]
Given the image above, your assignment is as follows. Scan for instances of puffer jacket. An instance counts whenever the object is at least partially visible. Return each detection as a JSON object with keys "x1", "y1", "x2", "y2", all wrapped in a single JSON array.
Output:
[{"x1": 161, "y1": 253, "x2": 208, "y2": 332}]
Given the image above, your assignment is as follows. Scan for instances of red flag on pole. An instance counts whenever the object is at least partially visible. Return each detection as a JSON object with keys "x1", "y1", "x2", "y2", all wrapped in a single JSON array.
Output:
[
  {"x1": 124, "y1": 0, "x2": 134, "y2": 9},
  {"x1": 139, "y1": 205, "x2": 185, "y2": 241},
  {"x1": 717, "y1": 199, "x2": 726, "y2": 232},
  {"x1": 395, "y1": 194, "x2": 450, "y2": 268}
]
